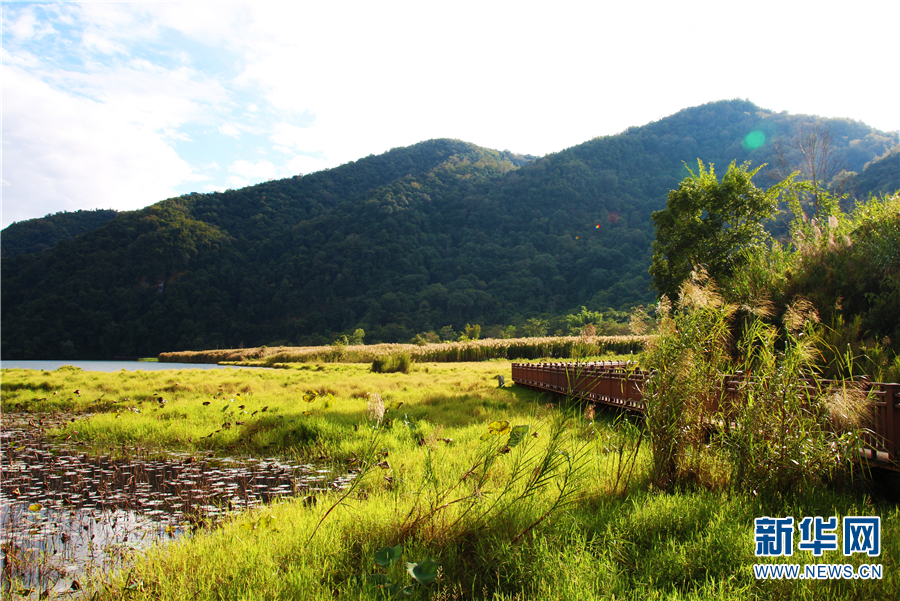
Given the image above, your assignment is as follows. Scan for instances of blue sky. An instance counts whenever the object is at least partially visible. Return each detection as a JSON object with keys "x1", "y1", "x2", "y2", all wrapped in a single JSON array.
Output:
[{"x1": 2, "y1": 0, "x2": 898, "y2": 228}]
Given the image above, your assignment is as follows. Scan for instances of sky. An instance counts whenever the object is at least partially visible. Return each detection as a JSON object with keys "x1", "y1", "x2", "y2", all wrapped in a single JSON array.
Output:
[{"x1": 2, "y1": 1, "x2": 898, "y2": 229}]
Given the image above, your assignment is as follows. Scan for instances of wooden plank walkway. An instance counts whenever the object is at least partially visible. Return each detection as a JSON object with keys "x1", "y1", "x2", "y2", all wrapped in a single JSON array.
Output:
[{"x1": 511, "y1": 361, "x2": 900, "y2": 471}]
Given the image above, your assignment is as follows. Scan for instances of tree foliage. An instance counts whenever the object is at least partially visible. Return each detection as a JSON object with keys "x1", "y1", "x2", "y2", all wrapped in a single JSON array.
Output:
[
  {"x1": 650, "y1": 160, "x2": 780, "y2": 301},
  {"x1": 1, "y1": 209, "x2": 118, "y2": 258}
]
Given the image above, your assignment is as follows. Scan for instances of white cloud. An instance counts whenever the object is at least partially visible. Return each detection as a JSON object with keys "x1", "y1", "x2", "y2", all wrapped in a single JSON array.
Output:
[
  {"x1": 81, "y1": 30, "x2": 129, "y2": 56},
  {"x1": 6, "y1": 5, "x2": 56, "y2": 40},
  {"x1": 1, "y1": 65, "x2": 199, "y2": 227},
  {"x1": 1, "y1": 4, "x2": 235, "y2": 227},
  {"x1": 229, "y1": 159, "x2": 277, "y2": 180},
  {"x1": 2, "y1": 0, "x2": 898, "y2": 229},
  {"x1": 286, "y1": 154, "x2": 330, "y2": 177},
  {"x1": 218, "y1": 123, "x2": 242, "y2": 137}
]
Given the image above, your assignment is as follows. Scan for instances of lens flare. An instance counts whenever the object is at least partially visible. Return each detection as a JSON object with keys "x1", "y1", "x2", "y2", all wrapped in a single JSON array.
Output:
[{"x1": 743, "y1": 130, "x2": 766, "y2": 150}]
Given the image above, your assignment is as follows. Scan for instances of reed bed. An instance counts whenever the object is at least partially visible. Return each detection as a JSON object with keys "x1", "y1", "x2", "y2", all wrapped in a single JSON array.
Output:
[{"x1": 159, "y1": 335, "x2": 653, "y2": 366}]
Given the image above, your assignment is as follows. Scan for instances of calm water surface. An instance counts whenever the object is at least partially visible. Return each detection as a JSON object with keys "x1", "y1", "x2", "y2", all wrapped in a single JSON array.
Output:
[
  {"x1": 1, "y1": 360, "x2": 261, "y2": 372},
  {"x1": 0, "y1": 413, "x2": 351, "y2": 596}
]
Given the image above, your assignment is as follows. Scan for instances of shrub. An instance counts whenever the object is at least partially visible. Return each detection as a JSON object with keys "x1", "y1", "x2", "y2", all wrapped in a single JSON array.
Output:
[{"x1": 371, "y1": 352, "x2": 413, "y2": 374}]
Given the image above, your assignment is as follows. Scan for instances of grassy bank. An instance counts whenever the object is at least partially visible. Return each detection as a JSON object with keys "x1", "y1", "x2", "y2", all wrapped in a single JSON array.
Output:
[
  {"x1": 1, "y1": 363, "x2": 897, "y2": 600},
  {"x1": 0, "y1": 362, "x2": 527, "y2": 459},
  {"x1": 158, "y1": 335, "x2": 652, "y2": 366}
]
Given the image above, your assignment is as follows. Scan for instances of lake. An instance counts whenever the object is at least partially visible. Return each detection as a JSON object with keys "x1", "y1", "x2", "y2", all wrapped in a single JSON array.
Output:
[{"x1": 0, "y1": 360, "x2": 260, "y2": 372}]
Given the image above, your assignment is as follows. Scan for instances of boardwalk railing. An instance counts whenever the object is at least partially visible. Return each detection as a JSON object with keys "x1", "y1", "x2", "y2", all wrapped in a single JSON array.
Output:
[{"x1": 511, "y1": 361, "x2": 900, "y2": 471}]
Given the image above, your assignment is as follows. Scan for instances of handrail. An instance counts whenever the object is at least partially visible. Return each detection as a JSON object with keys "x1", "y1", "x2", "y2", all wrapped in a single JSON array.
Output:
[{"x1": 511, "y1": 362, "x2": 900, "y2": 471}]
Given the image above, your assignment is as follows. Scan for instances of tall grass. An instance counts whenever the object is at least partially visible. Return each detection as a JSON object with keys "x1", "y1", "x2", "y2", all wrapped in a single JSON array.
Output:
[
  {"x1": 641, "y1": 270, "x2": 875, "y2": 496},
  {"x1": 641, "y1": 274, "x2": 735, "y2": 490},
  {"x1": 370, "y1": 352, "x2": 412, "y2": 374},
  {"x1": 159, "y1": 335, "x2": 653, "y2": 366},
  {"x1": 726, "y1": 298, "x2": 875, "y2": 496}
]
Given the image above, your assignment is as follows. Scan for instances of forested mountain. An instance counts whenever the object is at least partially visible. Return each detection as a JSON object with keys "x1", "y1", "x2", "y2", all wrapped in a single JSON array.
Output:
[
  {"x1": 851, "y1": 145, "x2": 900, "y2": 199},
  {"x1": 1, "y1": 209, "x2": 119, "y2": 258},
  {"x1": 2, "y1": 99, "x2": 896, "y2": 359}
]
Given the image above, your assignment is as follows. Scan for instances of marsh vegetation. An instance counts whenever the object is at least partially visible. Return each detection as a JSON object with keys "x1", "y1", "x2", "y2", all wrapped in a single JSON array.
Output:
[{"x1": 2, "y1": 357, "x2": 897, "y2": 600}]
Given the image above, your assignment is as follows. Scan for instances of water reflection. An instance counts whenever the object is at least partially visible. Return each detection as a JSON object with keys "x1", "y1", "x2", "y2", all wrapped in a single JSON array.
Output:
[
  {"x1": 0, "y1": 414, "x2": 352, "y2": 596},
  {"x1": 1, "y1": 360, "x2": 259, "y2": 372}
]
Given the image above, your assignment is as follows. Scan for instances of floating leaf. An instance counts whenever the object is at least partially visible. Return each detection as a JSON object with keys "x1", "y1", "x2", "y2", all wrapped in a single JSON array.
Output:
[
  {"x1": 507, "y1": 425, "x2": 530, "y2": 448},
  {"x1": 406, "y1": 558, "x2": 440, "y2": 585},
  {"x1": 374, "y1": 544, "x2": 403, "y2": 568},
  {"x1": 487, "y1": 420, "x2": 511, "y2": 436}
]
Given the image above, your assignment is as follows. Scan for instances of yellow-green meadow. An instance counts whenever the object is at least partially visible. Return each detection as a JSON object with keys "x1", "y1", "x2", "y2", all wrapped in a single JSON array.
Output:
[{"x1": 2, "y1": 362, "x2": 898, "y2": 600}]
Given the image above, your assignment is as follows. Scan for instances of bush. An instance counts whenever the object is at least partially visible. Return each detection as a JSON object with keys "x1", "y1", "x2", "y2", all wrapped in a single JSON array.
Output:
[{"x1": 371, "y1": 352, "x2": 413, "y2": 374}]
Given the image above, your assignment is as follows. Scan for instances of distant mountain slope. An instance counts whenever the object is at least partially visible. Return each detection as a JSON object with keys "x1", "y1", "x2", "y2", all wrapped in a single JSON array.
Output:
[
  {"x1": 2, "y1": 100, "x2": 895, "y2": 359},
  {"x1": 852, "y1": 146, "x2": 900, "y2": 198},
  {"x1": 1, "y1": 209, "x2": 119, "y2": 258}
]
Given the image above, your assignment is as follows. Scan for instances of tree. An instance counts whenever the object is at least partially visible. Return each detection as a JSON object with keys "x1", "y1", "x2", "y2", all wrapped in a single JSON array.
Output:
[
  {"x1": 772, "y1": 123, "x2": 848, "y2": 222},
  {"x1": 564, "y1": 306, "x2": 604, "y2": 335},
  {"x1": 650, "y1": 160, "x2": 780, "y2": 301},
  {"x1": 523, "y1": 317, "x2": 548, "y2": 337}
]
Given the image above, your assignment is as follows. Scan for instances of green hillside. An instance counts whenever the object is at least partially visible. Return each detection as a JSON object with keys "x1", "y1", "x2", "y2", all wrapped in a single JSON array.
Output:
[
  {"x1": 1, "y1": 209, "x2": 119, "y2": 258},
  {"x1": 2, "y1": 99, "x2": 895, "y2": 359},
  {"x1": 853, "y1": 145, "x2": 900, "y2": 198}
]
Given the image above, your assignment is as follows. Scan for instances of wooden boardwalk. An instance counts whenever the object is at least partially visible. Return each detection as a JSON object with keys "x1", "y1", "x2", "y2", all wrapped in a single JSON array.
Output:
[{"x1": 511, "y1": 361, "x2": 900, "y2": 471}]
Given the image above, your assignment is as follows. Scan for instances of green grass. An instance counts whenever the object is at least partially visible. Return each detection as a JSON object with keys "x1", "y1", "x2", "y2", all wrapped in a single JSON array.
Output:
[
  {"x1": 1, "y1": 362, "x2": 530, "y2": 459},
  {"x1": 2, "y1": 363, "x2": 897, "y2": 600}
]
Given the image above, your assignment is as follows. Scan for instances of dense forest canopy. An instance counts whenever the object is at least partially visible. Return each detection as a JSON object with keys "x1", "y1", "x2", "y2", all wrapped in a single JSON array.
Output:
[
  {"x1": 2, "y1": 99, "x2": 897, "y2": 359},
  {"x1": 1, "y1": 209, "x2": 119, "y2": 258}
]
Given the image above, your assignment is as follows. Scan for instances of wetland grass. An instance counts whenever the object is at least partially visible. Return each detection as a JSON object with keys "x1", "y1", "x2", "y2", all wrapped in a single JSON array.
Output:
[
  {"x1": 158, "y1": 335, "x2": 652, "y2": 366},
  {"x1": 2, "y1": 362, "x2": 898, "y2": 600}
]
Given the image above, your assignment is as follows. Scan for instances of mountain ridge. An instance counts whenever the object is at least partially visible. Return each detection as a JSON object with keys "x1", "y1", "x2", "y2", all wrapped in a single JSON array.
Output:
[{"x1": 2, "y1": 99, "x2": 897, "y2": 359}]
